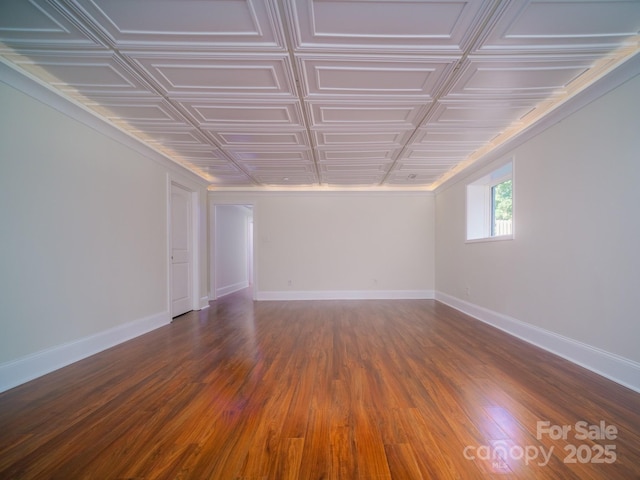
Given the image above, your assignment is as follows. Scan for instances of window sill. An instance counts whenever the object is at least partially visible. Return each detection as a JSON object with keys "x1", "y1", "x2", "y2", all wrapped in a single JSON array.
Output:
[{"x1": 465, "y1": 234, "x2": 514, "y2": 244}]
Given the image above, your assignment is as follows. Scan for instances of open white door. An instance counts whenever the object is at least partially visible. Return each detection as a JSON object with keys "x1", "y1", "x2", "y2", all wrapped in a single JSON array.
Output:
[{"x1": 170, "y1": 183, "x2": 193, "y2": 317}]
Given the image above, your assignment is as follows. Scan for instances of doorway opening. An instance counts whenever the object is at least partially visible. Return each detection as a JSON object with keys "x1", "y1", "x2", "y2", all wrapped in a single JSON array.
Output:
[{"x1": 212, "y1": 204, "x2": 254, "y2": 300}]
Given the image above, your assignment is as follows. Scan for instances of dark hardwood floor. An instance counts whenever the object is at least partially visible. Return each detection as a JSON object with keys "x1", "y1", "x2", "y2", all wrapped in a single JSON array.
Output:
[{"x1": 1, "y1": 289, "x2": 640, "y2": 479}]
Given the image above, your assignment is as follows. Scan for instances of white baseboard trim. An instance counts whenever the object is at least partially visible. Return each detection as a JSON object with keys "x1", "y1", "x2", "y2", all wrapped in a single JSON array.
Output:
[
  {"x1": 199, "y1": 296, "x2": 210, "y2": 309},
  {"x1": 0, "y1": 311, "x2": 171, "y2": 393},
  {"x1": 435, "y1": 291, "x2": 640, "y2": 394},
  {"x1": 256, "y1": 289, "x2": 435, "y2": 301},
  {"x1": 216, "y1": 281, "x2": 249, "y2": 298}
]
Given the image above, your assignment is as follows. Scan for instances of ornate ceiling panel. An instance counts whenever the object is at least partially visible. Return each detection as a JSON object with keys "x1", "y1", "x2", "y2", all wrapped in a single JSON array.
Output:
[{"x1": 1, "y1": 0, "x2": 638, "y2": 189}]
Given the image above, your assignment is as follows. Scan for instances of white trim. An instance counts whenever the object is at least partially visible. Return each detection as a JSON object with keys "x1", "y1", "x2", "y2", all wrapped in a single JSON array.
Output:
[
  {"x1": 216, "y1": 281, "x2": 250, "y2": 298},
  {"x1": 209, "y1": 203, "x2": 222, "y2": 300},
  {"x1": 435, "y1": 50, "x2": 640, "y2": 194},
  {"x1": 256, "y1": 290, "x2": 435, "y2": 301},
  {"x1": 435, "y1": 291, "x2": 640, "y2": 394},
  {"x1": 0, "y1": 59, "x2": 207, "y2": 188},
  {"x1": 168, "y1": 178, "x2": 202, "y2": 316},
  {"x1": 466, "y1": 159, "x2": 514, "y2": 241},
  {"x1": 208, "y1": 189, "x2": 434, "y2": 197},
  {"x1": 199, "y1": 296, "x2": 210, "y2": 309},
  {"x1": 0, "y1": 311, "x2": 170, "y2": 393},
  {"x1": 190, "y1": 189, "x2": 200, "y2": 312},
  {"x1": 465, "y1": 235, "x2": 514, "y2": 244},
  {"x1": 210, "y1": 200, "x2": 257, "y2": 301}
]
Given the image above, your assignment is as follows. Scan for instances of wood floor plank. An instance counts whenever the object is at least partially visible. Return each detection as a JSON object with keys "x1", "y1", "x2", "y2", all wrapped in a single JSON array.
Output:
[
  {"x1": 1, "y1": 290, "x2": 640, "y2": 479},
  {"x1": 384, "y1": 443, "x2": 424, "y2": 480},
  {"x1": 268, "y1": 437, "x2": 304, "y2": 480}
]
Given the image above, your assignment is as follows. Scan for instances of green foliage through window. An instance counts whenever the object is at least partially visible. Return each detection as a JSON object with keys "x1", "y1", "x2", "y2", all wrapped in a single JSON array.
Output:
[
  {"x1": 466, "y1": 161, "x2": 513, "y2": 240},
  {"x1": 493, "y1": 179, "x2": 512, "y2": 221},
  {"x1": 491, "y1": 179, "x2": 513, "y2": 236}
]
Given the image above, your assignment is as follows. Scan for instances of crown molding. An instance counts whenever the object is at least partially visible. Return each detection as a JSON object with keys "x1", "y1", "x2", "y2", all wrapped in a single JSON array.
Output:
[
  {"x1": 0, "y1": 57, "x2": 209, "y2": 187},
  {"x1": 434, "y1": 47, "x2": 640, "y2": 194},
  {"x1": 208, "y1": 187, "x2": 434, "y2": 197}
]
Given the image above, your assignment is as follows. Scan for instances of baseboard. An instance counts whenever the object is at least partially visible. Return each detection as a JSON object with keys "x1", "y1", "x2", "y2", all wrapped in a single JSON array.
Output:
[
  {"x1": 435, "y1": 291, "x2": 640, "y2": 394},
  {"x1": 199, "y1": 296, "x2": 210, "y2": 309},
  {"x1": 216, "y1": 281, "x2": 249, "y2": 298},
  {"x1": 0, "y1": 311, "x2": 171, "y2": 393},
  {"x1": 256, "y1": 289, "x2": 435, "y2": 301}
]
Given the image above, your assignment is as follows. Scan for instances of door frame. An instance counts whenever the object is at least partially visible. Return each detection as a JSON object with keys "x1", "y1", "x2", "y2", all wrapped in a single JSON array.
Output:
[
  {"x1": 167, "y1": 176, "x2": 201, "y2": 317},
  {"x1": 210, "y1": 200, "x2": 256, "y2": 301}
]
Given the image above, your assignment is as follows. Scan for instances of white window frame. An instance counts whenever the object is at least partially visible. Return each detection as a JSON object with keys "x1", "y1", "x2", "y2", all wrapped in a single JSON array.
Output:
[{"x1": 466, "y1": 160, "x2": 514, "y2": 242}]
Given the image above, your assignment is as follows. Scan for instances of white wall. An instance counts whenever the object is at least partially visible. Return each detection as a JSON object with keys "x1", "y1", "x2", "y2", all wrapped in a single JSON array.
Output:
[
  {"x1": 214, "y1": 205, "x2": 251, "y2": 297},
  {"x1": 435, "y1": 74, "x2": 640, "y2": 378},
  {"x1": 210, "y1": 192, "x2": 435, "y2": 299},
  {"x1": 0, "y1": 74, "x2": 208, "y2": 391}
]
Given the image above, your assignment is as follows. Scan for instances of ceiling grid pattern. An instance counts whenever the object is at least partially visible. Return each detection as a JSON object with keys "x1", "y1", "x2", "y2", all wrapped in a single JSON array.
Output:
[{"x1": 1, "y1": 0, "x2": 639, "y2": 190}]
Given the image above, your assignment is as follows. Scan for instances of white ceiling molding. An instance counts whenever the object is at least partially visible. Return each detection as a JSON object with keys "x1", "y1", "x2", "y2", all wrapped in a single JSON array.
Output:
[
  {"x1": 433, "y1": 46, "x2": 640, "y2": 193},
  {"x1": 0, "y1": 58, "x2": 209, "y2": 186},
  {"x1": 0, "y1": 0, "x2": 638, "y2": 190}
]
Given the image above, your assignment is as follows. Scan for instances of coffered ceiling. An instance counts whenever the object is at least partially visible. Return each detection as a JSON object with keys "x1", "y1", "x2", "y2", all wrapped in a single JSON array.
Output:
[{"x1": 1, "y1": 0, "x2": 639, "y2": 190}]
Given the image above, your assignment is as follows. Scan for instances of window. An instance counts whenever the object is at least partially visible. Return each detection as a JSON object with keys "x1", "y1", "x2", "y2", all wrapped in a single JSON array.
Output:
[{"x1": 466, "y1": 161, "x2": 513, "y2": 241}]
